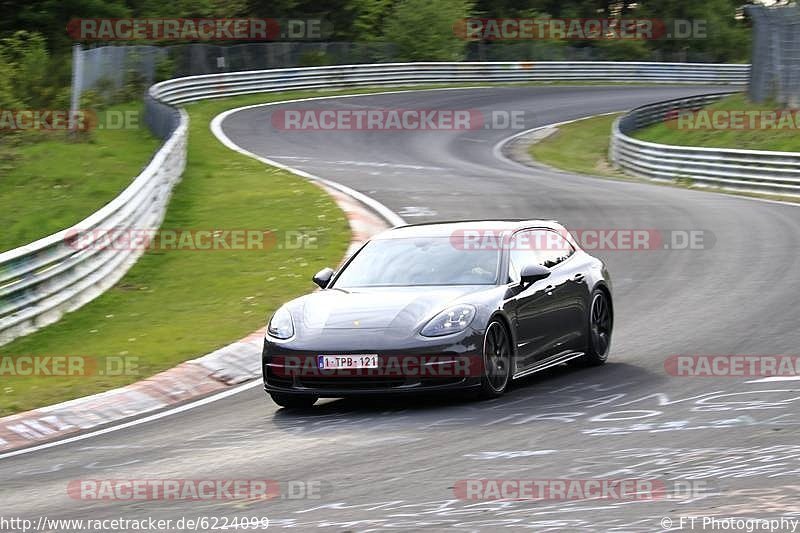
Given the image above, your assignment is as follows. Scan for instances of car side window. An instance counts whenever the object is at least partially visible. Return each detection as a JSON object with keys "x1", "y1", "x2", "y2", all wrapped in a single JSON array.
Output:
[{"x1": 508, "y1": 229, "x2": 575, "y2": 282}]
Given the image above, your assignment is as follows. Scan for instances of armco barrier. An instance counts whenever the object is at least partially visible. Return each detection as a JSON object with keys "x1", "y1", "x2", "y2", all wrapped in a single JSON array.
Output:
[
  {"x1": 610, "y1": 92, "x2": 800, "y2": 197},
  {"x1": 0, "y1": 61, "x2": 748, "y2": 346},
  {"x1": 0, "y1": 113, "x2": 187, "y2": 346},
  {"x1": 148, "y1": 61, "x2": 748, "y2": 105}
]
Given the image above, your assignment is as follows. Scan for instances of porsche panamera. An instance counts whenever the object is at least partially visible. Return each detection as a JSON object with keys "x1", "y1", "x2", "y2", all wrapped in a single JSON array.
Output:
[{"x1": 262, "y1": 220, "x2": 613, "y2": 408}]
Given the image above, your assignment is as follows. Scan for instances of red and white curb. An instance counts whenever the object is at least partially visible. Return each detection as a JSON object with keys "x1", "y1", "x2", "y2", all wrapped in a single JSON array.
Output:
[{"x1": 0, "y1": 109, "x2": 397, "y2": 455}]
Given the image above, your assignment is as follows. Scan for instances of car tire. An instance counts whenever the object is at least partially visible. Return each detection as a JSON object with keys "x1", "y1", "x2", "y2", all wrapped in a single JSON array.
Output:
[
  {"x1": 479, "y1": 319, "x2": 512, "y2": 399},
  {"x1": 576, "y1": 288, "x2": 613, "y2": 366},
  {"x1": 270, "y1": 393, "x2": 318, "y2": 409}
]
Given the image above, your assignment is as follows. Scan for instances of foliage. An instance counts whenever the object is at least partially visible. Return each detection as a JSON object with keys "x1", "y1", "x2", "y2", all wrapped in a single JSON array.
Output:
[
  {"x1": 0, "y1": 45, "x2": 22, "y2": 109},
  {"x1": 347, "y1": 0, "x2": 394, "y2": 42},
  {"x1": 384, "y1": 0, "x2": 475, "y2": 61},
  {"x1": 298, "y1": 50, "x2": 334, "y2": 67},
  {"x1": 0, "y1": 0, "x2": 757, "y2": 137},
  {"x1": 154, "y1": 54, "x2": 176, "y2": 82},
  {"x1": 1, "y1": 31, "x2": 66, "y2": 108}
]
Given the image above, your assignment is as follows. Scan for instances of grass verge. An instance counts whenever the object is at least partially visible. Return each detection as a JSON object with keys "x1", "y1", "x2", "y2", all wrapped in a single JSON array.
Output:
[
  {"x1": 528, "y1": 113, "x2": 625, "y2": 178},
  {"x1": 527, "y1": 95, "x2": 800, "y2": 203},
  {"x1": 632, "y1": 93, "x2": 800, "y2": 152},
  {"x1": 0, "y1": 90, "x2": 367, "y2": 416},
  {"x1": 0, "y1": 102, "x2": 159, "y2": 252}
]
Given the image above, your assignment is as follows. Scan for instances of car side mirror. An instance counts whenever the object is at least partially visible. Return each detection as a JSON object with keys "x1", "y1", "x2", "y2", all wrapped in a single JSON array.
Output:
[
  {"x1": 520, "y1": 264, "x2": 551, "y2": 285},
  {"x1": 312, "y1": 267, "x2": 334, "y2": 288}
]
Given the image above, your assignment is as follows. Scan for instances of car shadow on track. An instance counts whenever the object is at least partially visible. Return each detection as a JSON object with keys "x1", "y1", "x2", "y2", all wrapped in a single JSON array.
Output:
[{"x1": 268, "y1": 361, "x2": 664, "y2": 432}]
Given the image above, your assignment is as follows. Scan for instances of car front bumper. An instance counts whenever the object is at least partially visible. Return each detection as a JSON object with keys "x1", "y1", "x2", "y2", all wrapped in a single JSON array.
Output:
[{"x1": 262, "y1": 330, "x2": 484, "y2": 397}]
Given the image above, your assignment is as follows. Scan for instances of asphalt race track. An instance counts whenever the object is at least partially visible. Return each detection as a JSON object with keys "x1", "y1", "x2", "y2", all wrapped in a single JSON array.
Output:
[{"x1": 4, "y1": 86, "x2": 800, "y2": 531}]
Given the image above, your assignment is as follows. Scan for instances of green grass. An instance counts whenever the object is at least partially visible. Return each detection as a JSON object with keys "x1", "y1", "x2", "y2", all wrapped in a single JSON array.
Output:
[
  {"x1": 529, "y1": 113, "x2": 625, "y2": 178},
  {"x1": 0, "y1": 91, "x2": 362, "y2": 416},
  {"x1": 527, "y1": 95, "x2": 800, "y2": 204},
  {"x1": 633, "y1": 93, "x2": 800, "y2": 152},
  {"x1": 0, "y1": 102, "x2": 159, "y2": 252},
  {"x1": 530, "y1": 94, "x2": 800, "y2": 180}
]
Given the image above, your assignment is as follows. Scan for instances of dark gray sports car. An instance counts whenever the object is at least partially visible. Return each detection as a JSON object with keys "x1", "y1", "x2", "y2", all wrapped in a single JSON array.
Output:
[{"x1": 262, "y1": 220, "x2": 613, "y2": 408}]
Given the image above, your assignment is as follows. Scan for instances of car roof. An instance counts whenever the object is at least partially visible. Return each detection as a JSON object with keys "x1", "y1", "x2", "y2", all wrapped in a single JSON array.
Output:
[{"x1": 372, "y1": 219, "x2": 564, "y2": 239}]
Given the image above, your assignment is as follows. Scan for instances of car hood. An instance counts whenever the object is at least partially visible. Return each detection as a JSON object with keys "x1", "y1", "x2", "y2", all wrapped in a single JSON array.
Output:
[{"x1": 298, "y1": 286, "x2": 489, "y2": 331}]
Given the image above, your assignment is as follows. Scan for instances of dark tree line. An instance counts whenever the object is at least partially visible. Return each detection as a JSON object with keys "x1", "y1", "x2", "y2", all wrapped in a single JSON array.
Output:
[{"x1": 0, "y1": 0, "x2": 758, "y2": 109}]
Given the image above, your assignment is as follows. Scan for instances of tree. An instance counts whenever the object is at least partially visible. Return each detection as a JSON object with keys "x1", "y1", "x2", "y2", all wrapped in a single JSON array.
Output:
[
  {"x1": 384, "y1": 0, "x2": 474, "y2": 61},
  {"x1": 0, "y1": 0, "x2": 129, "y2": 52},
  {"x1": 346, "y1": 0, "x2": 393, "y2": 41},
  {"x1": 1, "y1": 31, "x2": 59, "y2": 108}
]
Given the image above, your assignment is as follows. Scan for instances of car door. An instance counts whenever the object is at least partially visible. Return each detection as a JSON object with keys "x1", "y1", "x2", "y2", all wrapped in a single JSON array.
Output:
[
  {"x1": 554, "y1": 251, "x2": 593, "y2": 353},
  {"x1": 508, "y1": 229, "x2": 575, "y2": 371}
]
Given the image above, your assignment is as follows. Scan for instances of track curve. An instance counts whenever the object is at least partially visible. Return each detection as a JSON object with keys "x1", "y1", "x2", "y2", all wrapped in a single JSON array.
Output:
[{"x1": 3, "y1": 85, "x2": 800, "y2": 531}]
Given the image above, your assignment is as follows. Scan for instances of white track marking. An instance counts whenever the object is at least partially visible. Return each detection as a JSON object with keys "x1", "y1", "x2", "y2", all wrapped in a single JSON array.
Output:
[
  {"x1": 0, "y1": 380, "x2": 261, "y2": 460},
  {"x1": 747, "y1": 376, "x2": 800, "y2": 383},
  {"x1": 209, "y1": 88, "x2": 519, "y2": 227}
]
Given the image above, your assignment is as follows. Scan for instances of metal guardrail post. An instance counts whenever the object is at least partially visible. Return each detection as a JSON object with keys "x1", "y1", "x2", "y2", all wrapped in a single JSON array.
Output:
[{"x1": 68, "y1": 44, "x2": 83, "y2": 134}]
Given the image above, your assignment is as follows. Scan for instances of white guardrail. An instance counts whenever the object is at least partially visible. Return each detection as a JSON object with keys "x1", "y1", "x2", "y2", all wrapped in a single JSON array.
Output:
[
  {"x1": 0, "y1": 110, "x2": 187, "y2": 346},
  {"x1": 150, "y1": 61, "x2": 749, "y2": 105},
  {"x1": 610, "y1": 92, "x2": 800, "y2": 197},
  {"x1": 0, "y1": 61, "x2": 750, "y2": 345}
]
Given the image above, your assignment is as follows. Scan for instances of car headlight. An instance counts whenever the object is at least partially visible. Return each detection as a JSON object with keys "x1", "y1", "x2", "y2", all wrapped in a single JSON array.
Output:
[
  {"x1": 267, "y1": 306, "x2": 295, "y2": 339},
  {"x1": 420, "y1": 304, "x2": 476, "y2": 337}
]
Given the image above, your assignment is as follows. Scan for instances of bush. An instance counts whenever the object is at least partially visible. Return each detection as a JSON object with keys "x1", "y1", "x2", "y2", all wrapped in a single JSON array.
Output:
[
  {"x1": 114, "y1": 68, "x2": 147, "y2": 103},
  {"x1": 298, "y1": 50, "x2": 334, "y2": 67},
  {"x1": 593, "y1": 40, "x2": 653, "y2": 61},
  {"x1": 384, "y1": 0, "x2": 474, "y2": 61},
  {"x1": 0, "y1": 58, "x2": 22, "y2": 109},
  {"x1": 154, "y1": 54, "x2": 175, "y2": 82},
  {"x1": 1, "y1": 31, "x2": 68, "y2": 108}
]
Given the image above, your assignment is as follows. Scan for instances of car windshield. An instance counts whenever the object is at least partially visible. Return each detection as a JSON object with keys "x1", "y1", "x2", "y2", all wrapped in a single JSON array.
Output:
[{"x1": 332, "y1": 236, "x2": 501, "y2": 287}]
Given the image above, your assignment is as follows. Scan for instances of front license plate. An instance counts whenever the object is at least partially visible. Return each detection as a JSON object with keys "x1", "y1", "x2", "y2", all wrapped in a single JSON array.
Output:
[{"x1": 318, "y1": 354, "x2": 378, "y2": 370}]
